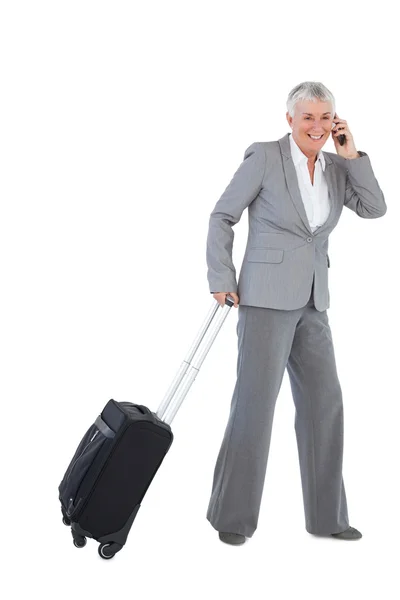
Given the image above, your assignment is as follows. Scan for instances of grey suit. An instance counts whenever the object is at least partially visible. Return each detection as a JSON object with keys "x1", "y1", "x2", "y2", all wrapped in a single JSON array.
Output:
[
  {"x1": 207, "y1": 132, "x2": 386, "y2": 311},
  {"x1": 205, "y1": 133, "x2": 386, "y2": 537}
]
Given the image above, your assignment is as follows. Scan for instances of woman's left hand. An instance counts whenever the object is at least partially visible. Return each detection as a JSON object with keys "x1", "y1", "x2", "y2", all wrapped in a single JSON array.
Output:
[{"x1": 332, "y1": 114, "x2": 359, "y2": 159}]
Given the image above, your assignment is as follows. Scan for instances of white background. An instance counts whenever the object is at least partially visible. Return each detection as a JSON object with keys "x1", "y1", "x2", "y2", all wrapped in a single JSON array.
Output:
[{"x1": 1, "y1": 1, "x2": 398, "y2": 598}]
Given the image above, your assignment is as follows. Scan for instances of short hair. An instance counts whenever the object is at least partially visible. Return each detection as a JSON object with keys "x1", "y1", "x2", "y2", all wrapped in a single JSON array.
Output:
[{"x1": 286, "y1": 81, "x2": 336, "y2": 118}]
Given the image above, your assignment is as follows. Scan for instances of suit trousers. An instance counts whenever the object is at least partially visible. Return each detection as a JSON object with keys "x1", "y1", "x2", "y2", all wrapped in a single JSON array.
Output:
[{"x1": 206, "y1": 280, "x2": 350, "y2": 537}]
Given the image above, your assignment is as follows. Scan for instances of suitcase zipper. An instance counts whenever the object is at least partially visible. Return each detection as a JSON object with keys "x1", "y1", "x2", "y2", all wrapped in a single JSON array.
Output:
[
  {"x1": 64, "y1": 429, "x2": 99, "y2": 487},
  {"x1": 71, "y1": 420, "x2": 132, "y2": 520},
  {"x1": 61, "y1": 428, "x2": 111, "y2": 517}
]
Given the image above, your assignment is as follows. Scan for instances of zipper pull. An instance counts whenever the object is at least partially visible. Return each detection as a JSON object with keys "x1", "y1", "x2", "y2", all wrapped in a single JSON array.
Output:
[{"x1": 67, "y1": 497, "x2": 74, "y2": 516}]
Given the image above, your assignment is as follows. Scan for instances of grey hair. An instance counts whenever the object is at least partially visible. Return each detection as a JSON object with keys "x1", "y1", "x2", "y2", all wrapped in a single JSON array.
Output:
[{"x1": 286, "y1": 81, "x2": 336, "y2": 118}]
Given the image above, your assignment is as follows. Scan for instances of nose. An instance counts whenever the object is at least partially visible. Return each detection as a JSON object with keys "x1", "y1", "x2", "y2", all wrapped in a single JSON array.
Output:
[{"x1": 310, "y1": 119, "x2": 329, "y2": 130}]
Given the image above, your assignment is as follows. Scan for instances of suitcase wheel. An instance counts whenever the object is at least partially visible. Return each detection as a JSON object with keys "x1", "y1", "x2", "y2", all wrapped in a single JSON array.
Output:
[
  {"x1": 61, "y1": 507, "x2": 71, "y2": 527},
  {"x1": 98, "y1": 543, "x2": 121, "y2": 560},
  {"x1": 72, "y1": 534, "x2": 87, "y2": 548}
]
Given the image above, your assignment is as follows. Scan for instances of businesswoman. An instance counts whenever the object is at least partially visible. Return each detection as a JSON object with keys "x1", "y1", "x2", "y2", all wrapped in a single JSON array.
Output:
[{"x1": 205, "y1": 81, "x2": 386, "y2": 545}]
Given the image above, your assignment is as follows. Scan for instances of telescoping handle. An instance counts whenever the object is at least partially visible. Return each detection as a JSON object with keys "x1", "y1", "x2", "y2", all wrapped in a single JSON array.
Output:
[{"x1": 156, "y1": 295, "x2": 235, "y2": 425}]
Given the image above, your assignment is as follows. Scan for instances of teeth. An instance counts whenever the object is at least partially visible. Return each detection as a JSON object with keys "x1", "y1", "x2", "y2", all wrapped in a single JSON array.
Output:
[{"x1": 309, "y1": 135, "x2": 323, "y2": 139}]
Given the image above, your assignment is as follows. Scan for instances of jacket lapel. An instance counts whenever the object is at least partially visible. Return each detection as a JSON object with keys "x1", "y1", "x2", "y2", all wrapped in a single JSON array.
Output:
[
  {"x1": 278, "y1": 132, "x2": 338, "y2": 235},
  {"x1": 317, "y1": 157, "x2": 338, "y2": 235}
]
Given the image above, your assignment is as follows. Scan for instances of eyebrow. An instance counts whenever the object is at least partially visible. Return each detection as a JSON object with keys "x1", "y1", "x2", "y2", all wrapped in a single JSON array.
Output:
[{"x1": 302, "y1": 112, "x2": 332, "y2": 116}]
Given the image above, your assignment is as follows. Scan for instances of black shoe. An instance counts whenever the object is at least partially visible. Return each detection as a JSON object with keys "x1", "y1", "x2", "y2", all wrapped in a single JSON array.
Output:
[
  {"x1": 218, "y1": 532, "x2": 246, "y2": 545},
  {"x1": 331, "y1": 526, "x2": 362, "y2": 540}
]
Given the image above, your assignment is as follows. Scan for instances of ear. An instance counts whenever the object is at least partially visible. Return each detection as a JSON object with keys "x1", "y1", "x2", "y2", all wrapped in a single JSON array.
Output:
[{"x1": 286, "y1": 111, "x2": 293, "y2": 128}]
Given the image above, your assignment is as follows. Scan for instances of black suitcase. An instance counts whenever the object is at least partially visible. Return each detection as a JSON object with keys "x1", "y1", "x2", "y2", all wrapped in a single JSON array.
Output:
[{"x1": 58, "y1": 295, "x2": 234, "y2": 559}]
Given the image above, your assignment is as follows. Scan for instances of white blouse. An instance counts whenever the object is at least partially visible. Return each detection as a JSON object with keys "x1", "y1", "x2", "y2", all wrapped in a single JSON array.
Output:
[{"x1": 288, "y1": 132, "x2": 331, "y2": 232}]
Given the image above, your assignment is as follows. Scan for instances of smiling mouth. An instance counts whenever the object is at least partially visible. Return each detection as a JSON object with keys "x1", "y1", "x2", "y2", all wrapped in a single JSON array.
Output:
[{"x1": 308, "y1": 134, "x2": 324, "y2": 140}]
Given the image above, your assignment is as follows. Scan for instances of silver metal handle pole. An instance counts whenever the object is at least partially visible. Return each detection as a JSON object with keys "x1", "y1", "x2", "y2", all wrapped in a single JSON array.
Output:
[
  {"x1": 156, "y1": 299, "x2": 220, "y2": 420},
  {"x1": 160, "y1": 296, "x2": 234, "y2": 425}
]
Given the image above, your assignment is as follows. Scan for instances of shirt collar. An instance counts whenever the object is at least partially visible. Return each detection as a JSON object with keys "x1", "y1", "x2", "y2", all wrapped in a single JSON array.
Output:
[{"x1": 289, "y1": 132, "x2": 326, "y2": 171}]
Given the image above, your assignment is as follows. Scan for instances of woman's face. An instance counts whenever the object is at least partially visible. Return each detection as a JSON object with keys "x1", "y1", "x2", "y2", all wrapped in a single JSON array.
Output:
[{"x1": 286, "y1": 100, "x2": 334, "y2": 155}]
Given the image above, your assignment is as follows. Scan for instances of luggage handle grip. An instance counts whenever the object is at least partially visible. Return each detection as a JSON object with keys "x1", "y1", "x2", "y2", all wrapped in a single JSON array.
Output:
[{"x1": 224, "y1": 295, "x2": 235, "y2": 307}]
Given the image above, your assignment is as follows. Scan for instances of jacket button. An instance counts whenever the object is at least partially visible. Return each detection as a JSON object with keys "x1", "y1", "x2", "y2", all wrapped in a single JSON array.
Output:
[{"x1": 307, "y1": 237, "x2": 313, "y2": 242}]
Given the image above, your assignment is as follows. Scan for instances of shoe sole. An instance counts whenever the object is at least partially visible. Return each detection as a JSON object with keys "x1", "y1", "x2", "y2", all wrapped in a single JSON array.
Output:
[
  {"x1": 218, "y1": 534, "x2": 246, "y2": 545},
  {"x1": 331, "y1": 534, "x2": 362, "y2": 540}
]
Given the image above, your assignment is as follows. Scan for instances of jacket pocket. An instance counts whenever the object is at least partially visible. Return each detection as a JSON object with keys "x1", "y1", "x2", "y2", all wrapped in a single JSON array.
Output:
[{"x1": 246, "y1": 247, "x2": 284, "y2": 263}]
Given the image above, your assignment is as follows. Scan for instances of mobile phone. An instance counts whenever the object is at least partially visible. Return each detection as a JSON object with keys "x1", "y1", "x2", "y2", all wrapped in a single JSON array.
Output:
[{"x1": 333, "y1": 114, "x2": 346, "y2": 146}]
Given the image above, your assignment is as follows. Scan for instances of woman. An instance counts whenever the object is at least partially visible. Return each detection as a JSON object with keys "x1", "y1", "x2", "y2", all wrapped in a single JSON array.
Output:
[{"x1": 206, "y1": 81, "x2": 386, "y2": 545}]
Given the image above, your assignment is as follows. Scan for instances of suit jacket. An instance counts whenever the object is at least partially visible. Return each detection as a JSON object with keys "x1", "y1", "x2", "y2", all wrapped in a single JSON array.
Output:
[{"x1": 206, "y1": 132, "x2": 387, "y2": 312}]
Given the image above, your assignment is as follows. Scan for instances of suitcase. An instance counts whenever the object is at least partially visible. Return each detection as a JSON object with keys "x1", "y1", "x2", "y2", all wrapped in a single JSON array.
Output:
[{"x1": 58, "y1": 294, "x2": 235, "y2": 559}]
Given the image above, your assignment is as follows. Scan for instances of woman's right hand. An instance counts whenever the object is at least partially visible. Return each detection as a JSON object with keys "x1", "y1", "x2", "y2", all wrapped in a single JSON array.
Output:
[{"x1": 212, "y1": 292, "x2": 240, "y2": 308}]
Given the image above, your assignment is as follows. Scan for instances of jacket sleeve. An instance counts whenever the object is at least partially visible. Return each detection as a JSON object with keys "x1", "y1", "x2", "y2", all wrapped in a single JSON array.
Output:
[
  {"x1": 344, "y1": 153, "x2": 387, "y2": 218},
  {"x1": 206, "y1": 142, "x2": 266, "y2": 294}
]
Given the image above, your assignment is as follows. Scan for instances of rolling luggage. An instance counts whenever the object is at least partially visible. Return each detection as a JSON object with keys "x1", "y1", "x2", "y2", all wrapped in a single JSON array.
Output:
[{"x1": 58, "y1": 295, "x2": 235, "y2": 559}]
